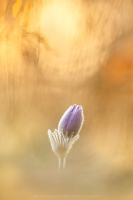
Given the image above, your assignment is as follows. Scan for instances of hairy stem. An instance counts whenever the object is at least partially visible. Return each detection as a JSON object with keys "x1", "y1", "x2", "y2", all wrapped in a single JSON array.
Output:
[{"x1": 58, "y1": 157, "x2": 66, "y2": 171}]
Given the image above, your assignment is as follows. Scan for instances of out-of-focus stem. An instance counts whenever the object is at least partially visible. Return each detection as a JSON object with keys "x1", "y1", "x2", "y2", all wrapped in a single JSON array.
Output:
[
  {"x1": 63, "y1": 157, "x2": 66, "y2": 169},
  {"x1": 58, "y1": 157, "x2": 66, "y2": 171}
]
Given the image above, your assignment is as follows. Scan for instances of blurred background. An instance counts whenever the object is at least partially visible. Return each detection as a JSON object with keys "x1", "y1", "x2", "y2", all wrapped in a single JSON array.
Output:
[{"x1": 0, "y1": 0, "x2": 133, "y2": 199}]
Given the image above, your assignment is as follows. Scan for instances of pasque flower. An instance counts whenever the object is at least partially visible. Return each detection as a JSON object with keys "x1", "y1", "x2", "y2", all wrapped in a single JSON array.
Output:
[
  {"x1": 48, "y1": 104, "x2": 84, "y2": 170},
  {"x1": 58, "y1": 104, "x2": 84, "y2": 137}
]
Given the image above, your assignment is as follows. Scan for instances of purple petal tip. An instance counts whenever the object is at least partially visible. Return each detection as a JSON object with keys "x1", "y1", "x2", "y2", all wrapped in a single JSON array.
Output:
[{"x1": 72, "y1": 104, "x2": 76, "y2": 111}]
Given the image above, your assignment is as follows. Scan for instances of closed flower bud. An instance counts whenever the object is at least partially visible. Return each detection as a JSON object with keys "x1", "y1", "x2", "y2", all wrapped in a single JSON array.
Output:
[{"x1": 58, "y1": 104, "x2": 84, "y2": 137}]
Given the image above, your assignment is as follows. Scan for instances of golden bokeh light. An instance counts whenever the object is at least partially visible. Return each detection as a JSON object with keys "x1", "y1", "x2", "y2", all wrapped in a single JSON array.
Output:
[{"x1": 39, "y1": 1, "x2": 84, "y2": 51}]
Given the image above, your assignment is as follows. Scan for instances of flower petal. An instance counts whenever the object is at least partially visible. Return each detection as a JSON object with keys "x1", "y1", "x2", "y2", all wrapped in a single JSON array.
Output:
[
  {"x1": 58, "y1": 105, "x2": 75, "y2": 134},
  {"x1": 66, "y1": 106, "x2": 84, "y2": 137}
]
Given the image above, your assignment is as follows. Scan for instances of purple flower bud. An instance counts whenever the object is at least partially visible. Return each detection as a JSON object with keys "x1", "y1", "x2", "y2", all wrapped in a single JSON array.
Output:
[{"x1": 58, "y1": 104, "x2": 84, "y2": 137}]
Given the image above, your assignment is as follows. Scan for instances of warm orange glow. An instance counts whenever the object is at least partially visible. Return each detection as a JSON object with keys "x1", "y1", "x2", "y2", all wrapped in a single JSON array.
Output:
[
  {"x1": 12, "y1": 0, "x2": 22, "y2": 19},
  {"x1": 12, "y1": 0, "x2": 32, "y2": 26},
  {"x1": 102, "y1": 36, "x2": 133, "y2": 88}
]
